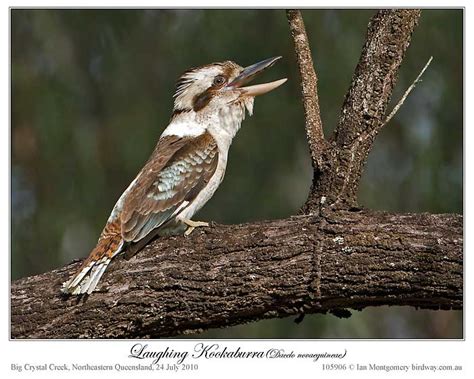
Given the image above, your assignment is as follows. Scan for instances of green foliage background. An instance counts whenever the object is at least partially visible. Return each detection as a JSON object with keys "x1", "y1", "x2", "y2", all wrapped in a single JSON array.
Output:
[{"x1": 11, "y1": 9, "x2": 463, "y2": 338}]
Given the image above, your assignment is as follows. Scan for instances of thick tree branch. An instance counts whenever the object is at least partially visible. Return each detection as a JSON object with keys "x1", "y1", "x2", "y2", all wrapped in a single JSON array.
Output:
[
  {"x1": 11, "y1": 211, "x2": 462, "y2": 339},
  {"x1": 324, "y1": 10, "x2": 421, "y2": 208},
  {"x1": 334, "y1": 10, "x2": 421, "y2": 146},
  {"x1": 286, "y1": 10, "x2": 327, "y2": 170},
  {"x1": 302, "y1": 10, "x2": 421, "y2": 213}
]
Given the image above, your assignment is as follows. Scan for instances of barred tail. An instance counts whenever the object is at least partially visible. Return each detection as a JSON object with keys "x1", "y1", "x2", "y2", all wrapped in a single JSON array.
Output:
[{"x1": 62, "y1": 235, "x2": 123, "y2": 295}]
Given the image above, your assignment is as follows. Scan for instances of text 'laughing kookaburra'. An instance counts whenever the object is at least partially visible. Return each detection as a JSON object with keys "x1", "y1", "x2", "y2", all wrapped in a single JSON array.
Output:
[{"x1": 62, "y1": 56, "x2": 287, "y2": 295}]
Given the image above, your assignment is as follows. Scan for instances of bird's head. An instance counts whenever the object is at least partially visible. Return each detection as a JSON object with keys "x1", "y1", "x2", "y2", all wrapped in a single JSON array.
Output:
[{"x1": 172, "y1": 57, "x2": 287, "y2": 119}]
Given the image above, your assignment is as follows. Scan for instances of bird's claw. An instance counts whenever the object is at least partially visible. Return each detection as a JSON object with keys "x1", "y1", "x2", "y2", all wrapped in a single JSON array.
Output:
[{"x1": 183, "y1": 220, "x2": 210, "y2": 236}]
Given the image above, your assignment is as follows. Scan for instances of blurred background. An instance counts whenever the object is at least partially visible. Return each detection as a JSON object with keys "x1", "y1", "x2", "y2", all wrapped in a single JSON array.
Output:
[{"x1": 11, "y1": 9, "x2": 462, "y2": 338}]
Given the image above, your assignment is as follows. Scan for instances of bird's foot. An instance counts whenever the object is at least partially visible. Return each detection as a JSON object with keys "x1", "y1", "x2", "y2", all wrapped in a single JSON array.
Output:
[{"x1": 182, "y1": 219, "x2": 209, "y2": 236}]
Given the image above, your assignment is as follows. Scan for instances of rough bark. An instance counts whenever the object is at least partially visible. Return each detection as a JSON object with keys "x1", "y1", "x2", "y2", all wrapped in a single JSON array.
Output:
[
  {"x1": 303, "y1": 10, "x2": 421, "y2": 212},
  {"x1": 287, "y1": 10, "x2": 327, "y2": 170},
  {"x1": 12, "y1": 210, "x2": 462, "y2": 339},
  {"x1": 10, "y1": 9, "x2": 463, "y2": 339}
]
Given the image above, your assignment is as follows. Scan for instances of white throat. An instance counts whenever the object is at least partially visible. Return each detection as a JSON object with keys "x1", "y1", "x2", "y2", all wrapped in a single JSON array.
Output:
[{"x1": 161, "y1": 98, "x2": 254, "y2": 151}]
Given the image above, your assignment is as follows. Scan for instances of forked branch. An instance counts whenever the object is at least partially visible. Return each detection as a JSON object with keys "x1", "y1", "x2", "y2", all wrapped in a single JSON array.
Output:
[{"x1": 303, "y1": 9, "x2": 422, "y2": 211}]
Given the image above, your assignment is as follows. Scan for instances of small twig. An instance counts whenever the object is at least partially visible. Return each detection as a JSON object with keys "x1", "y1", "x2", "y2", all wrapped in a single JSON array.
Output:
[
  {"x1": 286, "y1": 10, "x2": 326, "y2": 169},
  {"x1": 383, "y1": 56, "x2": 433, "y2": 126}
]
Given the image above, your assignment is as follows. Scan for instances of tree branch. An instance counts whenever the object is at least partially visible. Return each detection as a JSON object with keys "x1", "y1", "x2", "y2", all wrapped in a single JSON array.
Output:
[
  {"x1": 334, "y1": 9, "x2": 421, "y2": 147},
  {"x1": 286, "y1": 10, "x2": 326, "y2": 171},
  {"x1": 319, "y1": 10, "x2": 422, "y2": 209},
  {"x1": 11, "y1": 211, "x2": 462, "y2": 339},
  {"x1": 382, "y1": 56, "x2": 433, "y2": 127}
]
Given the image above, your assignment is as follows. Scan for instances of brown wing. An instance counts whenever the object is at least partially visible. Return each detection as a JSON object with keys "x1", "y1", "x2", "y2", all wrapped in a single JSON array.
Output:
[{"x1": 121, "y1": 132, "x2": 219, "y2": 242}]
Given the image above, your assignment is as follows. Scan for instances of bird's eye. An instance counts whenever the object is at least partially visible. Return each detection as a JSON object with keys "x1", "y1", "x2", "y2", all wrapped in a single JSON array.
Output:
[{"x1": 213, "y1": 75, "x2": 226, "y2": 86}]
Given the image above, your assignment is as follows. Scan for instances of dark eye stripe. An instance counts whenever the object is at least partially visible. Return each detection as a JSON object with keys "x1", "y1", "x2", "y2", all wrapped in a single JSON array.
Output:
[
  {"x1": 192, "y1": 75, "x2": 228, "y2": 111},
  {"x1": 193, "y1": 91, "x2": 214, "y2": 111}
]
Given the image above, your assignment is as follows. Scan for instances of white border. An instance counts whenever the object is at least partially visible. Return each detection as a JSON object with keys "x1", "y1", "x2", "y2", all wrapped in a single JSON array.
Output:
[{"x1": 4, "y1": 2, "x2": 471, "y2": 378}]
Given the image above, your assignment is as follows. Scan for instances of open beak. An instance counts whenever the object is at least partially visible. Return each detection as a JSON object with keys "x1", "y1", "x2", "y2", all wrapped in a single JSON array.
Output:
[{"x1": 227, "y1": 56, "x2": 287, "y2": 96}]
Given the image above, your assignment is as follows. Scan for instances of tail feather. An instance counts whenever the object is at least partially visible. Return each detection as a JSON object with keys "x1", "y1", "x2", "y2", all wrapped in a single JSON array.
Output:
[
  {"x1": 85, "y1": 257, "x2": 112, "y2": 294},
  {"x1": 62, "y1": 235, "x2": 123, "y2": 295}
]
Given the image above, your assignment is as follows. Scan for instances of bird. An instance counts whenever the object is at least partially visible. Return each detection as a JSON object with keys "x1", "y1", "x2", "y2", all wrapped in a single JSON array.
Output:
[{"x1": 61, "y1": 56, "x2": 287, "y2": 295}]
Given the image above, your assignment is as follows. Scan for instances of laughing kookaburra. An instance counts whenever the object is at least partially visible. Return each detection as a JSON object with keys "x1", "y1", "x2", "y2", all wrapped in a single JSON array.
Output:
[{"x1": 62, "y1": 56, "x2": 287, "y2": 295}]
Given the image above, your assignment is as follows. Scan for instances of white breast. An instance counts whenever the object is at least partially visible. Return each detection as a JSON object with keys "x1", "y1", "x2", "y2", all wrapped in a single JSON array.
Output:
[
  {"x1": 176, "y1": 101, "x2": 248, "y2": 222},
  {"x1": 161, "y1": 116, "x2": 206, "y2": 138}
]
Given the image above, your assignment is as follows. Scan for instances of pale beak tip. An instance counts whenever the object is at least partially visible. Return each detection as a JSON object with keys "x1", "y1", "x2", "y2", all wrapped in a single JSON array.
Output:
[
  {"x1": 240, "y1": 78, "x2": 288, "y2": 97},
  {"x1": 268, "y1": 77, "x2": 288, "y2": 90},
  {"x1": 270, "y1": 78, "x2": 288, "y2": 90}
]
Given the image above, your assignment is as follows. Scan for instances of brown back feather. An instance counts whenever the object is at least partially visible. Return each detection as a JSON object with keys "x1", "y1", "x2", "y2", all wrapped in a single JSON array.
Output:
[{"x1": 121, "y1": 132, "x2": 219, "y2": 242}]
